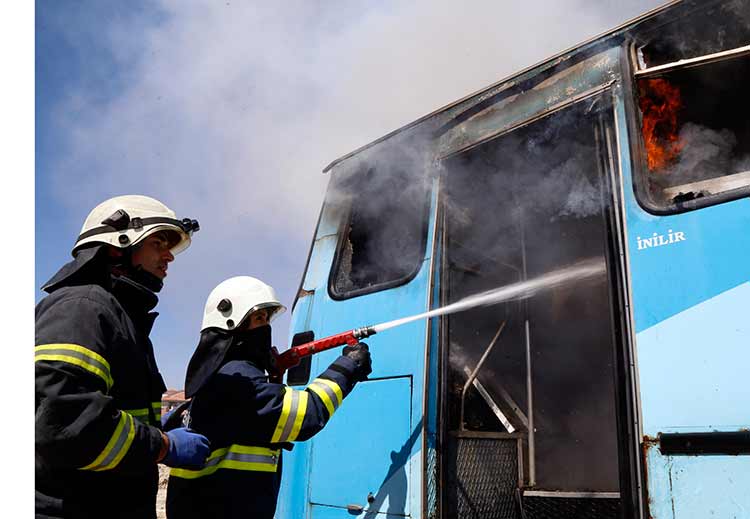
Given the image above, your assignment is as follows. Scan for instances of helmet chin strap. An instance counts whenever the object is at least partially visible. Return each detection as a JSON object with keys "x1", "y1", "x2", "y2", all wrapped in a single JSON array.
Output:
[{"x1": 110, "y1": 246, "x2": 164, "y2": 293}]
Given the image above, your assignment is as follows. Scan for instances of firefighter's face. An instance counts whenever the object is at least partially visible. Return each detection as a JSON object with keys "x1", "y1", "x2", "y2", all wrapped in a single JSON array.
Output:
[
  {"x1": 130, "y1": 232, "x2": 175, "y2": 280},
  {"x1": 245, "y1": 309, "x2": 270, "y2": 330}
]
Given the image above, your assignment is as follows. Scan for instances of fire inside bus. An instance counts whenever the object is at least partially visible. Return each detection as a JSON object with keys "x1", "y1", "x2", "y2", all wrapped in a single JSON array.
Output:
[{"x1": 277, "y1": 1, "x2": 750, "y2": 518}]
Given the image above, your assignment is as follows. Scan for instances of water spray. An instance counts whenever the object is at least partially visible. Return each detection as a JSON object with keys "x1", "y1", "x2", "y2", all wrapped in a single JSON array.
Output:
[{"x1": 273, "y1": 258, "x2": 605, "y2": 373}]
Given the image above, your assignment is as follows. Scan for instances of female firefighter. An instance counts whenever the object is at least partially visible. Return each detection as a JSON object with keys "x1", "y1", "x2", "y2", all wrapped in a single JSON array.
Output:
[{"x1": 166, "y1": 276, "x2": 373, "y2": 518}]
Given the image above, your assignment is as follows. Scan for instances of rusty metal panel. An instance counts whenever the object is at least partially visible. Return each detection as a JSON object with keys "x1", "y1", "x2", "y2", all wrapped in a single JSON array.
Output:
[{"x1": 437, "y1": 47, "x2": 620, "y2": 159}]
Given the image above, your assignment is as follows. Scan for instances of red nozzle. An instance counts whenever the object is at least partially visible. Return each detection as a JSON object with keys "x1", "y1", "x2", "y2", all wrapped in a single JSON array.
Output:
[{"x1": 274, "y1": 326, "x2": 376, "y2": 372}]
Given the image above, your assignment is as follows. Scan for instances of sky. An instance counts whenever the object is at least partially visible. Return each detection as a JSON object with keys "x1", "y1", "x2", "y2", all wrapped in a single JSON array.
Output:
[{"x1": 35, "y1": 0, "x2": 666, "y2": 389}]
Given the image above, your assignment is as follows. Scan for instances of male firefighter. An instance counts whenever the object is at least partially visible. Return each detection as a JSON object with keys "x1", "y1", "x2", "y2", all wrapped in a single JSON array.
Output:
[
  {"x1": 166, "y1": 276, "x2": 373, "y2": 519},
  {"x1": 35, "y1": 195, "x2": 211, "y2": 519}
]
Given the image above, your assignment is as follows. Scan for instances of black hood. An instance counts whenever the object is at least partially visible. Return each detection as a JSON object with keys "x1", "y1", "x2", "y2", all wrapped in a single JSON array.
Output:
[
  {"x1": 184, "y1": 326, "x2": 272, "y2": 398},
  {"x1": 41, "y1": 245, "x2": 110, "y2": 293}
]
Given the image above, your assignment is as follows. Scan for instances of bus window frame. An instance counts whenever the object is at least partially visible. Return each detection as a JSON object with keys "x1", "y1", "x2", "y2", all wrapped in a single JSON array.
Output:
[
  {"x1": 624, "y1": 41, "x2": 750, "y2": 215},
  {"x1": 327, "y1": 169, "x2": 432, "y2": 301}
]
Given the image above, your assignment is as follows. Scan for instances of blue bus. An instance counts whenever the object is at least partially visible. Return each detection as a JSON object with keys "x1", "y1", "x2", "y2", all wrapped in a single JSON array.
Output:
[{"x1": 277, "y1": 1, "x2": 750, "y2": 518}]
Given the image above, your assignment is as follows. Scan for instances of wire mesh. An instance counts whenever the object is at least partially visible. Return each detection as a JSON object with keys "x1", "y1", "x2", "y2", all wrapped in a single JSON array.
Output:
[
  {"x1": 446, "y1": 437, "x2": 520, "y2": 519},
  {"x1": 522, "y1": 495, "x2": 622, "y2": 519}
]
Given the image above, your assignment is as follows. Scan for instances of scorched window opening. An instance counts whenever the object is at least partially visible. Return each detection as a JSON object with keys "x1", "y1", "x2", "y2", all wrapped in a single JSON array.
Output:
[
  {"x1": 328, "y1": 151, "x2": 430, "y2": 300},
  {"x1": 634, "y1": 50, "x2": 750, "y2": 208}
]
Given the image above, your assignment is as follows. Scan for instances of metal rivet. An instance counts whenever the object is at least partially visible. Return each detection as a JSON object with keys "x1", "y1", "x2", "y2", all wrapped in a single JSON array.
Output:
[
  {"x1": 118, "y1": 235, "x2": 130, "y2": 245},
  {"x1": 217, "y1": 298, "x2": 232, "y2": 313},
  {"x1": 226, "y1": 319, "x2": 235, "y2": 329}
]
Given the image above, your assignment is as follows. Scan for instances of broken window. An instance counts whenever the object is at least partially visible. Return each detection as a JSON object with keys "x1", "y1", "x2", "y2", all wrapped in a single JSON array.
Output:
[
  {"x1": 441, "y1": 94, "x2": 624, "y2": 517},
  {"x1": 329, "y1": 146, "x2": 430, "y2": 299},
  {"x1": 631, "y1": 2, "x2": 750, "y2": 210}
]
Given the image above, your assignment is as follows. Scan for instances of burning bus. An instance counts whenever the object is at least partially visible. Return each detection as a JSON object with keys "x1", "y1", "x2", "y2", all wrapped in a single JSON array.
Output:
[{"x1": 276, "y1": 1, "x2": 750, "y2": 518}]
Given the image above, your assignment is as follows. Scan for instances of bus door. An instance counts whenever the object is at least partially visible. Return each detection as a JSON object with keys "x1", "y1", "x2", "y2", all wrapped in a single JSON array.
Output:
[{"x1": 439, "y1": 90, "x2": 633, "y2": 519}]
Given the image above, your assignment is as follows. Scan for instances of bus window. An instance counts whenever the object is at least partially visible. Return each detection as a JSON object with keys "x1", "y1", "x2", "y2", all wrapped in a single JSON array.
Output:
[
  {"x1": 328, "y1": 147, "x2": 430, "y2": 299},
  {"x1": 631, "y1": 3, "x2": 750, "y2": 211},
  {"x1": 442, "y1": 94, "x2": 623, "y2": 515}
]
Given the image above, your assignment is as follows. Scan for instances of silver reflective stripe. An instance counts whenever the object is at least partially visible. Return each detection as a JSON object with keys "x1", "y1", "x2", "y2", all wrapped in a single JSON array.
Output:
[
  {"x1": 224, "y1": 451, "x2": 276, "y2": 466},
  {"x1": 311, "y1": 380, "x2": 340, "y2": 411},
  {"x1": 35, "y1": 348, "x2": 110, "y2": 380},
  {"x1": 169, "y1": 445, "x2": 280, "y2": 479},
  {"x1": 83, "y1": 412, "x2": 135, "y2": 471},
  {"x1": 97, "y1": 416, "x2": 131, "y2": 468},
  {"x1": 278, "y1": 390, "x2": 300, "y2": 443}
]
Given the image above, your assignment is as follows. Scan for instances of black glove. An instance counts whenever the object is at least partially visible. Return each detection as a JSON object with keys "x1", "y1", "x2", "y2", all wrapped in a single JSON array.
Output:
[{"x1": 343, "y1": 342, "x2": 372, "y2": 381}]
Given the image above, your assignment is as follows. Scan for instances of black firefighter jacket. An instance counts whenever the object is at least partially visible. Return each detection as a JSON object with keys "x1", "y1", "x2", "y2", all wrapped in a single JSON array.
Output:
[
  {"x1": 35, "y1": 273, "x2": 167, "y2": 519},
  {"x1": 166, "y1": 347, "x2": 362, "y2": 519}
]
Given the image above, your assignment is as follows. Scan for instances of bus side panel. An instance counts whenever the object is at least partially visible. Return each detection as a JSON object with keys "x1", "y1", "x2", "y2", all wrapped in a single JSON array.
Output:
[
  {"x1": 278, "y1": 184, "x2": 439, "y2": 519},
  {"x1": 617, "y1": 91, "x2": 750, "y2": 518}
]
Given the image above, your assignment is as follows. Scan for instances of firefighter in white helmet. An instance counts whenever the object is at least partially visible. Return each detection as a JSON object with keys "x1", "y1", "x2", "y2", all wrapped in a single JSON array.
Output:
[
  {"x1": 35, "y1": 195, "x2": 210, "y2": 519},
  {"x1": 166, "y1": 276, "x2": 372, "y2": 519}
]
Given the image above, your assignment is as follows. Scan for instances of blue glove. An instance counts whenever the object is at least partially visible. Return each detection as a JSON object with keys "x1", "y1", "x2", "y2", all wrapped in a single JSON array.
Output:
[
  {"x1": 162, "y1": 427, "x2": 211, "y2": 468},
  {"x1": 161, "y1": 408, "x2": 175, "y2": 428}
]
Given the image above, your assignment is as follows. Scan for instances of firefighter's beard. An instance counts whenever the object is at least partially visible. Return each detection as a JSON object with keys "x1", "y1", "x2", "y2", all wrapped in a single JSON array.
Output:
[{"x1": 233, "y1": 325, "x2": 274, "y2": 371}]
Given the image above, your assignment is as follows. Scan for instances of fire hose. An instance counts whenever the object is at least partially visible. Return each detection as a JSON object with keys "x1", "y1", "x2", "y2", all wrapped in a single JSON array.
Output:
[{"x1": 271, "y1": 326, "x2": 376, "y2": 377}]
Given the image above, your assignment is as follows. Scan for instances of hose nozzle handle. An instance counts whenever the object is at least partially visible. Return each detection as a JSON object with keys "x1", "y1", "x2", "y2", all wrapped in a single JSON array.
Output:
[{"x1": 352, "y1": 326, "x2": 376, "y2": 341}]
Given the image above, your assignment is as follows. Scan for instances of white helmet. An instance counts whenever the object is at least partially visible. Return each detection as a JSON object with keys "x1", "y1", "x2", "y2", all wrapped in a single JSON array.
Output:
[
  {"x1": 201, "y1": 276, "x2": 287, "y2": 331},
  {"x1": 73, "y1": 195, "x2": 199, "y2": 256}
]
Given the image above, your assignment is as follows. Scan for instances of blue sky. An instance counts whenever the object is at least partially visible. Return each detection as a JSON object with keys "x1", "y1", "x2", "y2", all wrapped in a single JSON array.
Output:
[{"x1": 35, "y1": 0, "x2": 664, "y2": 389}]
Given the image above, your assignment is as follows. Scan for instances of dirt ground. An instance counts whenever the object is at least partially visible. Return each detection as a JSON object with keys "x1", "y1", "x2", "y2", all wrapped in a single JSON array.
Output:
[{"x1": 157, "y1": 465, "x2": 169, "y2": 519}]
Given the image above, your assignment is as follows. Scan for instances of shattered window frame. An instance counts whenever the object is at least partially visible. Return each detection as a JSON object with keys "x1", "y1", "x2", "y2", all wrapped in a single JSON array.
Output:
[
  {"x1": 628, "y1": 41, "x2": 750, "y2": 214},
  {"x1": 327, "y1": 165, "x2": 431, "y2": 301}
]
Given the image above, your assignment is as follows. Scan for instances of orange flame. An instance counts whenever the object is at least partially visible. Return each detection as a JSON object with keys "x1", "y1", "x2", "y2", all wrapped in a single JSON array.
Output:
[{"x1": 638, "y1": 78, "x2": 683, "y2": 171}]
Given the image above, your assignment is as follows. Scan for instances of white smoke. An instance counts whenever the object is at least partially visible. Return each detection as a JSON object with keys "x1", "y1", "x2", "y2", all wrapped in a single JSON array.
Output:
[
  {"x1": 38, "y1": 0, "x2": 665, "y2": 386},
  {"x1": 661, "y1": 122, "x2": 746, "y2": 187}
]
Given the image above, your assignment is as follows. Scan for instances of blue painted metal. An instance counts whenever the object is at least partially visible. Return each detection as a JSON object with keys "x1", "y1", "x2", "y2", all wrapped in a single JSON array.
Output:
[
  {"x1": 615, "y1": 81, "x2": 750, "y2": 518},
  {"x1": 637, "y1": 282, "x2": 750, "y2": 435},
  {"x1": 310, "y1": 377, "x2": 415, "y2": 515},
  {"x1": 278, "y1": 184, "x2": 440, "y2": 519}
]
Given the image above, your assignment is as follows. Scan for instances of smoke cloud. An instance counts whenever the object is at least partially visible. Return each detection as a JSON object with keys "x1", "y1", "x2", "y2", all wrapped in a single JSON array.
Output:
[
  {"x1": 38, "y1": 0, "x2": 665, "y2": 387},
  {"x1": 660, "y1": 122, "x2": 749, "y2": 187}
]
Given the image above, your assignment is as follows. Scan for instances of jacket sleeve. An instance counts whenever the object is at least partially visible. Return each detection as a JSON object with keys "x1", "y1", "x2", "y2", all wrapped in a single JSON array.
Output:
[
  {"x1": 219, "y1": 355, "x2": 361, "y2": 444},
  {"x1": 35, "y1": 294, "x2": 163, "y2": 474}
]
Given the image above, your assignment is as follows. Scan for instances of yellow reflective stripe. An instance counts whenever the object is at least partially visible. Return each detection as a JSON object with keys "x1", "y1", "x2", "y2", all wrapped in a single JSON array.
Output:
[
  {"x1": 35, "y1": 344, "x2": 113, "y2": 391},
  {"x1": 286, "y1": 391, "x2": 308, "y2": 442},
  {"x1": 315, "y1": 378, "x2": 343, "y2": 406},
  {"x1": 170, "y1": 444, "x2": 279, "y2": 479},
  {"x1": 123, "y1": 408, "x2": 150, "y2": 424},
  {"x1": 271, "y1": 388, "x2": 294, "y2": 443},
  {"x1": 308, "y1": 383, "x2": 335, "y2": 417},
  {"x1": 35, "y1": 344, "x2": 110, "y2": 370},
  {"x1": 152, "y1": 402, "x2": 162, "y2": 421},
  {"x1": 108, "y1": 414, "x2": 136, "y2": 469},
  {"x1": 122, "y1": 403, "x2": 163, "y2": 424},
  {"x1": 80, "y1": 412, "x2": 135, "y2": 471}
]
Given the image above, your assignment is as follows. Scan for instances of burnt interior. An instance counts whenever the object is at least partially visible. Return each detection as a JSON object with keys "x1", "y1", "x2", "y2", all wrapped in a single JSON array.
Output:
[
  {"x1": 329, "y1": 147, "x2": 430, "y2": 299},
  {"x1": 636, "y1": 53, "x2": 750, "y2": 204},
  {"x1": 441, "y1": 97, "x2": 623, "y2": 518},
  {"x1": 635, "y1": 0, "x2": 750, "y2": 68}
]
